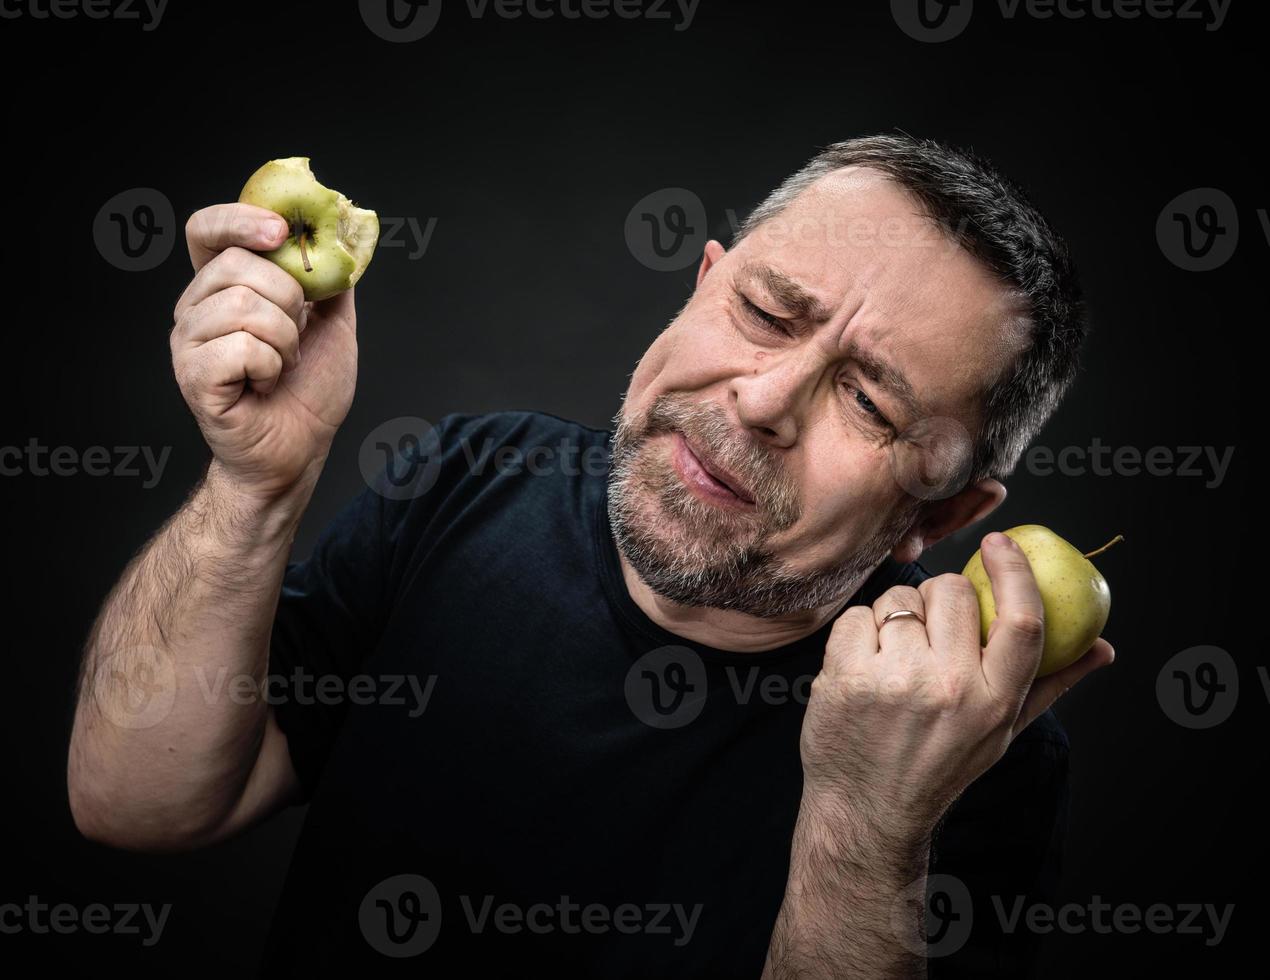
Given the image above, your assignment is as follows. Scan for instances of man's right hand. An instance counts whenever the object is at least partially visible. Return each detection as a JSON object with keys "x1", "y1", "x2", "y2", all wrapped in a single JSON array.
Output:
[{"x1": 171, "y1": 202, "x2": 359, "y2": 500}]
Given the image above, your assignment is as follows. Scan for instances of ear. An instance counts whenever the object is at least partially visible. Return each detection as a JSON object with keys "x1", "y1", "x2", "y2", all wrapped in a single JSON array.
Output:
[
  {"x1": 889, "y1": 478, "x2": 1007, "y2": 565},
  {"x1": 695, "y1": 239, "x2": 726, "y2": 289}
]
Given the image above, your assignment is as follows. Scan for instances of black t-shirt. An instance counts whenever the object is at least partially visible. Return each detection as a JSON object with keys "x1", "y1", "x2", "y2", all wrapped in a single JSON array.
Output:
[{"x1": 259, "y1": 409, "x2": 1069, "y2": 977}]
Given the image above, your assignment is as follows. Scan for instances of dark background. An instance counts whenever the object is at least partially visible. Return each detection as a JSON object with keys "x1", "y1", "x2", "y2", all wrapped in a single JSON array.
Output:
[{"x1": 2, "y1": 0, "x2": 1257, "y2": 973}]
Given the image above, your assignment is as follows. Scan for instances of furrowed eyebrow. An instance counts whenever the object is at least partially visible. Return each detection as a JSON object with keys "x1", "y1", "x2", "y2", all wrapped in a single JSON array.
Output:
[
  {"x1": 739, "y1": 261, "x2": 836, "y2": 324},
  {"x1": 736, "y1": 260, "x2": 931, "y2": 423},
  {"x1": 842, "y1": 338, "x2": 928, "y2": 423}
]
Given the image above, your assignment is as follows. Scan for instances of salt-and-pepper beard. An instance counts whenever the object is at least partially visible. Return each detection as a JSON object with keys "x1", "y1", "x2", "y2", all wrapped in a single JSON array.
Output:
[{"x1": 605, "y1": 391, "x2": 923, "y2": 618}]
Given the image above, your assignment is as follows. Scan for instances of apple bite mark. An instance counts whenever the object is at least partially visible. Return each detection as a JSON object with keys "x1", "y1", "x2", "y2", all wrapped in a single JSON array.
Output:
[{"x1": 238, "y1": 156, "x2": 381, "y2": 302}]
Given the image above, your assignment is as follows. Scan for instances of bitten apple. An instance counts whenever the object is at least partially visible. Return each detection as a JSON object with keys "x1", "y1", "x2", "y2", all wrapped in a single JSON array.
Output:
[{"x1": 238, "y1": 156, "x2": 379, "y2": 301}]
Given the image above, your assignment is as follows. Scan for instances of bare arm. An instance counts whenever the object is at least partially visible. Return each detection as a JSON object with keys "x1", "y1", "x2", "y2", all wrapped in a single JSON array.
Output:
[
  {"x1": 763, "y1": 796, "x2": 930, "y2": 979},
  {"x1": 67, "y1": 201, "x2": 360, "y2": 851},
  {"x1": 763, "y1": 537, "x2": 1115, "y2": 977},
  {"x1": 67, "y1": 463, "x2": 315, "y2": 851}
]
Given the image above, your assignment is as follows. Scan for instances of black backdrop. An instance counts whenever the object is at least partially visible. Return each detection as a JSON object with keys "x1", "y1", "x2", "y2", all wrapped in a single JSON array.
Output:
[{"x1": 2, "y1": 0, "x2": 1257, "y2": 973}]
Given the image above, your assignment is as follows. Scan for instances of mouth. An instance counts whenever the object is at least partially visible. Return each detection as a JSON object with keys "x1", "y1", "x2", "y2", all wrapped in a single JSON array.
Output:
[{"x1": 670, "y1": 431, "x2": 756, "y2": 508}]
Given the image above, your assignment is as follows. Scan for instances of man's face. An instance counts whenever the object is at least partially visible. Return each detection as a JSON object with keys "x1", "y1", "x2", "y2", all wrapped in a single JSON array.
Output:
[{"x1": 607, "y1": 168, "x2": 1026, "y2": 618}]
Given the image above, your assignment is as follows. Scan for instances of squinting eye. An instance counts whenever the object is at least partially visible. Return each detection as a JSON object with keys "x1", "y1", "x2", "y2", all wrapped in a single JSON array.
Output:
[
  {"x1": 740, "y1": 296, "x2": 788, "y2": 335},
  {"x1": 842, "y1": 382, "x2": 894, "y2": 431}
]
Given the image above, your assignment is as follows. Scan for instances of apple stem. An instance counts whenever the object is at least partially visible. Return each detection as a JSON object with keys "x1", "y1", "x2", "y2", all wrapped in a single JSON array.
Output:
[
  {"x1": 1083, "y1": 534, "x2": 1124, "y2": 560},
  {"x1": 297, "y1": 229, "x2": 313, "y2": 273}
]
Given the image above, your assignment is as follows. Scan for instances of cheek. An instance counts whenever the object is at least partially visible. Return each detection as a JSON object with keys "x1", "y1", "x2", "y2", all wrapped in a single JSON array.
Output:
[
  {"x1": 788, "y1": 448, "x2": 901, "y2": 556},
  {"x1": 627, "y1": 306, "x2": 737, "y2": 402}
]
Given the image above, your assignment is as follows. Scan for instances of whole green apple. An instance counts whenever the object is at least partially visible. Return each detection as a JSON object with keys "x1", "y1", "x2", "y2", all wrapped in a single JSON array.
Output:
[
  {"x1": 961, "y1": 525, "x2": 1121, "y2": 678},
  {"x1": 238, "y1": 156, "x2": 379, "y2": 301}
]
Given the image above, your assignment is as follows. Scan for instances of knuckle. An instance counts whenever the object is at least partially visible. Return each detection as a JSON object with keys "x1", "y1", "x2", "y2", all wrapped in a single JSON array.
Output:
[
  {"x1": 221, "y1": 283, "x2": 258, "y2": 316},
  {"x1": 227, "y1": 328, "x2": 257, "y2": 359},
  {"x1": 938, "y1": 572, "x2": 976, "y2": 597},
  {"x1": 215, "y1": 246, "x2": 253, "y2": 281},
  {"x1": 1004, "y1": 611, "x2": 1046, "y2": 641},
  {"x1": 882, "y1": 584, "x2": 922, "y2": 605}
]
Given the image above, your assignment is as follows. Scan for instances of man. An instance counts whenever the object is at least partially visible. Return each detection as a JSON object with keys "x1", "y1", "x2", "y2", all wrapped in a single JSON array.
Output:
[{"x1": 68, "y1": 133, "x2": 1114, "y2": 977}]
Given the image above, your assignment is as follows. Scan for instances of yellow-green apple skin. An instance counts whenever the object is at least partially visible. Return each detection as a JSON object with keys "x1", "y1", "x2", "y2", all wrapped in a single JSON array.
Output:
[
  {"x1": 961, "y1": 524, "x2": 1111, "y2": 678},
  {"x1": 238, "y1": 157, "x2": 379, "y2": 301}
]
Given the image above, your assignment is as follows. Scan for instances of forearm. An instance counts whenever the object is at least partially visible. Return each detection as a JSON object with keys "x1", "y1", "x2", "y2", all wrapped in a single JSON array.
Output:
[
  {"x1": 67, "y1": 457, "x2": 319, "y2": 848},
  {"x1": 763, "y1": 793, "x2": 932, "y2": 980}
]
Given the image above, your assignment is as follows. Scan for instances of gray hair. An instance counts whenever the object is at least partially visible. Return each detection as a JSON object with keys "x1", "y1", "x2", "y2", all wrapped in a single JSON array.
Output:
[{"x1": 732, "y1": 132, "x2": 1088, "y2": 488}]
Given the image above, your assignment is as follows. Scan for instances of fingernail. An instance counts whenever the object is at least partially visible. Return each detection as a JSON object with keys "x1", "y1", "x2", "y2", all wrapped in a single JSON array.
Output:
[
  {"x1": 264, "y1": 219, "x2": 286, "y2": 243},
  {"x1": 987, "y1": 532, "x2": 1010, "y2": 550}
]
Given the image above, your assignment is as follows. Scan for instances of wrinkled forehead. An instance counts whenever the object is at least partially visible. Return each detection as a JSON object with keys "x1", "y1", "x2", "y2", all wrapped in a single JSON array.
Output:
[
  {"x1": 740, "y1": 168, "x2": 986, "y2": 307},
  {"x1": 735, "y1": 168, "x2": 1030, "y2": 427}
]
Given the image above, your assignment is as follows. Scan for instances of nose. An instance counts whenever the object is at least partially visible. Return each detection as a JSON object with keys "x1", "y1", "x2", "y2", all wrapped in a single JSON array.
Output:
[{"x1": 730, "y1": 348, "x2": 819, "y2": 449}]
